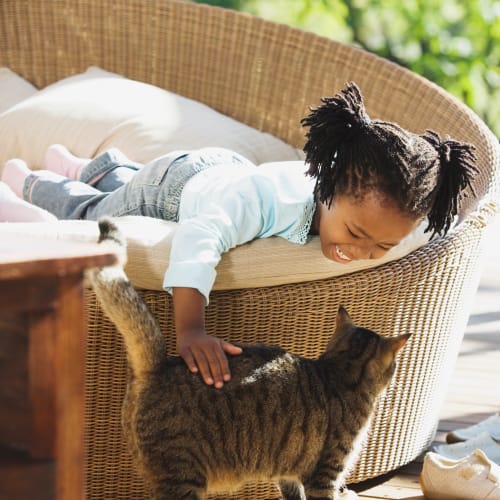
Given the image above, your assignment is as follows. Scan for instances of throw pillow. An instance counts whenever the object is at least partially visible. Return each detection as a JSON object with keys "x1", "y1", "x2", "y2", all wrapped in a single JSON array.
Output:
[{"x1": 0, "y1": 66, "x2": 303, "y2": 172}]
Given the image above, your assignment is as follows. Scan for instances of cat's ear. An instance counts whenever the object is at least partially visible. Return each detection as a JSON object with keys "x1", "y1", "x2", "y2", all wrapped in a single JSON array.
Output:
[
  {"x1": 378, "y1": 333, "x2": 412, "y2": 368},
  {"x1": 388, "y1": 333, "x2": 412, "y2": 355},
  {"x1": 324, "y1": 306, "x2": 353, "y2": 355},
  {"x1": 336, "y1": 305, "x2": 353, "y2": 330}
]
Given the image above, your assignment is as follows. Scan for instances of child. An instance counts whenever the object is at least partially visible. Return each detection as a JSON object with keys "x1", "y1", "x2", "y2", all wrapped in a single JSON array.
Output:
[{"x1": 1, "y1": 82, "x2": 478, "y2": 388}]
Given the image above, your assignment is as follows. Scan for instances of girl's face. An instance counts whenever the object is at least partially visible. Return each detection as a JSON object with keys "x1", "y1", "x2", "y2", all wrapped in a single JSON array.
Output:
[{"x1": 314, "y1": 191, "x2": 421, "y2": 263}]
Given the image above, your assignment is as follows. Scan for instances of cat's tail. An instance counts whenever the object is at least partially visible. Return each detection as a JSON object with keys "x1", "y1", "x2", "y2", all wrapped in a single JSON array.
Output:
[{"x1": 87, "y1": 217, "x2": 166, "y2": 379}]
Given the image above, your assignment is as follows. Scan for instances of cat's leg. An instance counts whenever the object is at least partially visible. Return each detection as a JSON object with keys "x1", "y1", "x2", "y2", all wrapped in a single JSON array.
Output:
[
  {"x1": 301, "y1": 444, "x2": 351, "y2": 500},
  {"x1": 302, "y1": 468, "x2": 339, "y2": 499},
  {"x1": 279, "y1": 479, "x2": 305, "y2": 500},
  {"x1": 144, "y1": 443, "x2": 209, "y2": 500},
  {"x1": 150, "y1": 471, "x2": 207, "y2": 500},
  {"x1": 151, "y1": 480, "x2": 205, "y2": 500},
  {"x1": 303, "y1": 487, "x2": 335, "y2": 500}
]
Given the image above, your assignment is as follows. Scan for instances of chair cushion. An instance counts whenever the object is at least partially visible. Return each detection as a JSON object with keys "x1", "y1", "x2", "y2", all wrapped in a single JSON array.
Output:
[
  {"x1": 0, "y1": 66, "x2": 303, "y2": 171},
  {"x1": 0, "y1": 216, "x2": 432, "y2": 291},
  {"x1": 0, "y1": 67, "x2": 38, "y2": 114}
]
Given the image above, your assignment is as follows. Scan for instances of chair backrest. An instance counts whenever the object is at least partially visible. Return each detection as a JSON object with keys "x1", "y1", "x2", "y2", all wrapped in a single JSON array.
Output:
[{"x1": 1, "y1": 0, "x2": 498, "y2": 218}]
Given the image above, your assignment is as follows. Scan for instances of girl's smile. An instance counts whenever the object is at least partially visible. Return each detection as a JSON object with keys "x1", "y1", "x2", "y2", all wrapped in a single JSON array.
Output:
[
  {"x1": 314, "y1": 191, "x2": 422, "y2": 263},
  {"x1": 333, "y1": 245, "x2": 352, "y2": 263}
]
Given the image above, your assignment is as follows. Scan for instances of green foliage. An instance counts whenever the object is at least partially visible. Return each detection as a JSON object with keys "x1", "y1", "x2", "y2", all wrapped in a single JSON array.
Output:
[
  {"x1": 192, "y1": 0, "x2": 247, "y2": 9},
  {"x1": 192, "y1": 0, "x2": 500, "y2": 137}
]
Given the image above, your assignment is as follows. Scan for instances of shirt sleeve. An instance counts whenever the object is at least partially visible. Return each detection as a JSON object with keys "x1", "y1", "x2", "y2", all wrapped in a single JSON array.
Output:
[{"x1": 162, "y1": 187, "x2": 267, "y2": 304}]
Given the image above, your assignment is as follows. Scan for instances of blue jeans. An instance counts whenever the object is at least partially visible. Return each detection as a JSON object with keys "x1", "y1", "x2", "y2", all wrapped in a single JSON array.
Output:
[{"x1": 24, "y1": 147, "x2": 254, "y2": 220}]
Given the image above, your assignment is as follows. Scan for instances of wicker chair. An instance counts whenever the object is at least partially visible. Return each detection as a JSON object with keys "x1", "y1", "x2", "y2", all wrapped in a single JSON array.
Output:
[{"x1": 1, "y1": 0, "x2": 499, "y2": 498}]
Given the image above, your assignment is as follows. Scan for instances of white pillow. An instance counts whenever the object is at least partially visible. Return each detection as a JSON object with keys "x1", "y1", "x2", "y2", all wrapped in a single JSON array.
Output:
[
  {"x1": 0, "y1": 67, "x2": 39, "y2": 114},
  {"x1": 0, "y1": 66, "x2": 303, "y2": 171}
]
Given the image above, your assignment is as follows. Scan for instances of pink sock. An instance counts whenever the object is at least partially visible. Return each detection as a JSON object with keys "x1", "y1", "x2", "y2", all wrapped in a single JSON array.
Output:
[
  {"x1": 44, "y1": 144, "x2": 90, "y2": 180},
  {"x1": 1, "y1": 159, "x2": 32, "y2": 198},
  {"x1": 0, "y1": 181, "x2": 57, "y2": 222}
]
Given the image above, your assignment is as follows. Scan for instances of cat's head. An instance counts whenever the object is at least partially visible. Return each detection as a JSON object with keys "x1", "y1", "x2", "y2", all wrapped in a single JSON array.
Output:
[{"x1": 322, "y1": 306, "x2": 411, "y2": 389}]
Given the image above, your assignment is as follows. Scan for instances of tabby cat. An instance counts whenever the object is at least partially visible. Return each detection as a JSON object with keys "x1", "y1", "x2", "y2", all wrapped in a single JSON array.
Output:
[{"x1": 87, "y1": 218, "x2": 411, "y2": 500}]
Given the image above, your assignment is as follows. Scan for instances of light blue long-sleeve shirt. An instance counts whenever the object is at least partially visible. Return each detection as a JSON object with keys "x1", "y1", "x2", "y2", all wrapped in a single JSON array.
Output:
[{"x1": 163, "y1": 161, "x2": 317, "y2": 303}]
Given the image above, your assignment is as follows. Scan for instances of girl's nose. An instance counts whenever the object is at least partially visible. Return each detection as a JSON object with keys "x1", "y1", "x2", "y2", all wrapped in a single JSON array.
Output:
[
  {"x1": 350, "y1": 244, "x2": 391, "y2": 260},
  {"x1": 348, "y1": 245, "x2": 373, "y2": 260}
]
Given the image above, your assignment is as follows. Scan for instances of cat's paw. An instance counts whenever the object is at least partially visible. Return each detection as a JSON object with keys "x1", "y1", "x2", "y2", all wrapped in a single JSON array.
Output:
[{"x1": 337, "y1": 487, "x2": 360, "y2": 500}]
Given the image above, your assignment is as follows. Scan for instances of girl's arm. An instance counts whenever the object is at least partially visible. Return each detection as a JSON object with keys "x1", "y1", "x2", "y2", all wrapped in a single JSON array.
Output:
[
  {"x1": 173, "y1": 286, "x2": 242, "y2": 388},
  {"x1": 165, "y1": 174, "x2": 305, "y2": 387}
]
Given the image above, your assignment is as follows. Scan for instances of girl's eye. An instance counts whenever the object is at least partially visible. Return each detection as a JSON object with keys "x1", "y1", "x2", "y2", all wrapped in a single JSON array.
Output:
[
  {"x1": 377, "y1": 242, "x2": 394, "y2": 251},
  {"x1": 347, "y1": 227, "x2": 360, "y2": 238}
]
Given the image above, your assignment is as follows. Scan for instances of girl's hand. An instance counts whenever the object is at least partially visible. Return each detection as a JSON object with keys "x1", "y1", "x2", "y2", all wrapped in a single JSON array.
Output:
[{"x1": 177, "y1": 330, "x2": 242, "y2": 388}]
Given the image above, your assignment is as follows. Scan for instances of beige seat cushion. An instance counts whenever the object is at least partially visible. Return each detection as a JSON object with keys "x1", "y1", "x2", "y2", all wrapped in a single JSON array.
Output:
[{"x1": 0, "y1": 217, "x2": 432, "y2": 291}]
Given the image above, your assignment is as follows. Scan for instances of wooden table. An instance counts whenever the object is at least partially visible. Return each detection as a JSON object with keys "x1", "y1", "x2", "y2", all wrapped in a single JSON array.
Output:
[{"x1": 0, "y1": 234, "x2": 117, "y2": 500}]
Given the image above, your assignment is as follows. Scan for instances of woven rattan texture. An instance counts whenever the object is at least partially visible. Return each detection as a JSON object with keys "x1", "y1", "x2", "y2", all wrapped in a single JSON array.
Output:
[
  {"x1": 0, "y1": 0, "x2": 498, "y2": 209},
  {"x1": 1, "y1": 0, "x2": 499, "y2": 498}
]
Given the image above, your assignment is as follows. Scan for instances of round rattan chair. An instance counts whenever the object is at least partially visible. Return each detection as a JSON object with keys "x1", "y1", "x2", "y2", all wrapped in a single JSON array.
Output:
[{"x1": 1, "y1": 0, "x2": 499, "y2": 498}]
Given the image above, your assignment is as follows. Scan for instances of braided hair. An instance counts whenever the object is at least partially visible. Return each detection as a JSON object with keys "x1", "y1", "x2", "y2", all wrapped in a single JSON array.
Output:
[{"x1": 301, "y1": 82, "x2": 478, "y2": 236}]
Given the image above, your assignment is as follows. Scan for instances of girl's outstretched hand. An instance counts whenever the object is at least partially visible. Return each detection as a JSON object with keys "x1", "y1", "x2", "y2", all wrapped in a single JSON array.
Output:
[
  {"x1": 172, "y1": 286, "x2": 242, "y2": 388},
  {"x1": 177, "y1": 331, "x2": 242, "y2": 388}
]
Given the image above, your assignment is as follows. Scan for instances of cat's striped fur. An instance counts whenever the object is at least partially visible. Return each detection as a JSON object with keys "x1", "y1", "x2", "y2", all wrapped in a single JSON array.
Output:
[{"x1": 87, "y1": 218, "x2": 411, "y2": 500}]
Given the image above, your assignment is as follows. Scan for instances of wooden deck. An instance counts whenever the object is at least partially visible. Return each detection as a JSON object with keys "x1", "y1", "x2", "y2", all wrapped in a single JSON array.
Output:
[{"x1": 352, "y1": 215, "x2": 500, "y2": 499}]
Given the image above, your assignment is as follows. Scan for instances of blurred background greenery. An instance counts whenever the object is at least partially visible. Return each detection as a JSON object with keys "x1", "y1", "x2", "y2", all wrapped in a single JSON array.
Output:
[{"x1": 191, "y1": 0, "x2": 500, "y2": 138}]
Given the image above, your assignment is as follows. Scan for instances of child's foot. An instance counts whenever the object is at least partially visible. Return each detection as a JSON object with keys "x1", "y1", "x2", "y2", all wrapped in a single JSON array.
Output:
[
  {"x1": 0, "y1": 181, "x2": 57, "y2": 222},
  {"x1": 44, "y1": 144, "x2": 90, "y2": 180},
  {"x1": 1, "y1": 159, "x2": 32, "y2": 197}
]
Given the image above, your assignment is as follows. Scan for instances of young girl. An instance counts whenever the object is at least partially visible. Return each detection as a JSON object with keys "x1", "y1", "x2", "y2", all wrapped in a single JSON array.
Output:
[{"x1": 1, "y1": 82, "x2": 478, "y2": 388}]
